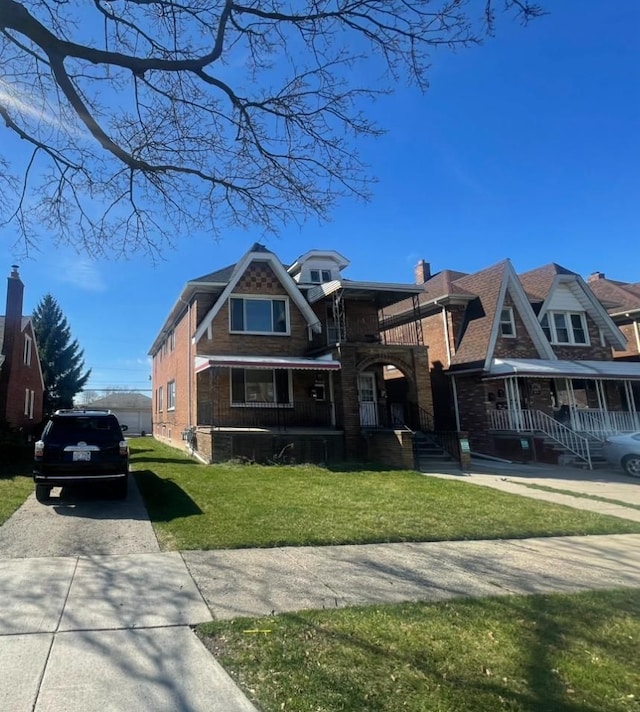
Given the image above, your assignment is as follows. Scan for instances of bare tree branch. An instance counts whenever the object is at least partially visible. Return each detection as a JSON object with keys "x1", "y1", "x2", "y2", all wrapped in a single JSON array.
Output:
[{"x1": 0, "y1": 0, "x2": 545, "y2": 257}]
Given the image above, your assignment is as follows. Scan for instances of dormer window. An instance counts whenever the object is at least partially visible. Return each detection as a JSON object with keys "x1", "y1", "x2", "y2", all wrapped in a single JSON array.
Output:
[
  {"x1": 310, "y1": 269, "x2": 332, "y2": 284},
  {"x1": 540, "y1": 311, "x2": 589, "y2": 345}
]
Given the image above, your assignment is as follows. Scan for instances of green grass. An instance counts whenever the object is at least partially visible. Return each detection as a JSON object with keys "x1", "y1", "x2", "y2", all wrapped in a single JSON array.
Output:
[
  {"x1": 130, "y1": 438, "x2": 640, "y2": 550},
  {"x1": 197, "y1": 588, "x2": 640, "y2": 712},
  {"x1": 0, "y1": 450, "x2": 34, "y2": 525},
  {"x1": 517, "y1": 482, "x2": 640, "y2": 512}
]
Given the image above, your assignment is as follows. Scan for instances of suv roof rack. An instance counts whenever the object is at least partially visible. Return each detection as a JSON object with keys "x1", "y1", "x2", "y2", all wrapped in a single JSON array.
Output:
[{"x1": 53, "y1": 408, "x2": 113, "y2": 415}]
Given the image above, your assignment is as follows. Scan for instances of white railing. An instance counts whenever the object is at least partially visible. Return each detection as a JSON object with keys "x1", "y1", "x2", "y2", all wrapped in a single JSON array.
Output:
[
  {"x1": 571, "y1": 409, "x2": 640, "y2": 438},
  {"x1": 488, "y1": 409, "x2": 592, "y2": 469}
]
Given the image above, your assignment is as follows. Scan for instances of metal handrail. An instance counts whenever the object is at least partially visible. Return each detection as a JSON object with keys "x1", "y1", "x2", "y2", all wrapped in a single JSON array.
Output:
[{"x1": 489, "y1": 409, "x2": 592, "y2": 469}]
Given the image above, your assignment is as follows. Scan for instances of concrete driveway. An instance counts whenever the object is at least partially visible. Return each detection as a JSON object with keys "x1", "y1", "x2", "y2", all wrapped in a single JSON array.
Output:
[{"x1": 0, "y1": 478, "x2": 257, "y2": 712}]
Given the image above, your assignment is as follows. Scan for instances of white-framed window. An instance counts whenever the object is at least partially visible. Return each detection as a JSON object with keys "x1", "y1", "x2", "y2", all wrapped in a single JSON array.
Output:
[
  {"x1": 167, "y1": 381, "x2": 176, "y2": 410},
  {"x1": 540, "y1": 311, "x2": 589, "y2": 345},
  {"x1": 229, "y1": 296, "x2": 289, "y2": 335},
  {"x1": 157, "y1": 386, "x2": 164, "y2": 411},
  {"x1": 310, "y1": 269, "x2": 332, "y2": 284},
  {"x1": 23, "y1": 335, "x2": 32, "y2": 365},
  {"x1": 231, "y1": 368, "x2": 292, "y2": 406},
  {"x1": 24, "y1": 389, "x2": 34, "y2": 418},
  {"x1": 168, "y1": 329, "x2": 175, "y2": 351},
  {"x1": 499, "y1": 307, "x2": 516, "y2": 338}
]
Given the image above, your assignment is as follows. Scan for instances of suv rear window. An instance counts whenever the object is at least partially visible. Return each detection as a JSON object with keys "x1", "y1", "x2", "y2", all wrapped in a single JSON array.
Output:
[{"x1": 45, "y1": 417, "x2": 122, "y2": 445}]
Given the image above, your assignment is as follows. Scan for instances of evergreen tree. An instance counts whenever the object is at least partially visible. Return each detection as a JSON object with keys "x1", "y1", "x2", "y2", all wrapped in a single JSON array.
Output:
[{"x1": 32, "y1": 294, "x2": 91, "y2": 413}]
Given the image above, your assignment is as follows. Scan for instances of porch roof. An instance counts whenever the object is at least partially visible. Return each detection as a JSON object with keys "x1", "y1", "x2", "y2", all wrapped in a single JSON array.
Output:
[
  {"x1": 195, "y1": 354, "x2": 341, "y2": 373},
  {"x1": 487, "y1": 357, "x2": 640, "y2": 381}
]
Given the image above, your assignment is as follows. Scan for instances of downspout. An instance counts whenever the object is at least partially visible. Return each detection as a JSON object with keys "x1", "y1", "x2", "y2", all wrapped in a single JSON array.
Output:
[
  {"x1": 451, "y1": 375, "x2": 461, "y2": 431},
  {"x1": 441, "y1": 302, "x2": 459, "y2": 429},
  {"x1": 440, "y1": 303, "x2": 452, "y2": 368}
]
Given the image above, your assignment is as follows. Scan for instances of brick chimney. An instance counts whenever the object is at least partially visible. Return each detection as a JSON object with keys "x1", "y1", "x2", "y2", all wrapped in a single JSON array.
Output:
[
  {"x1": 587, "y1": 271, "x2": 605, "y2": 283},
  {"x1": 0, "y1": 266, "x2": 25, "y2": 419},
  {"x1": 414, "y1": 259, "x2": 431, "y2": 285},
  {"x1": 5, "y1": 265, "x2": 24, "y2": 327}
]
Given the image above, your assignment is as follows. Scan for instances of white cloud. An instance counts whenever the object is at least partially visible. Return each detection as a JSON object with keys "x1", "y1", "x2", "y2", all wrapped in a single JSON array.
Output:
[{"x1": 56, "y1": 256, "x2": 107, "y2": 292}]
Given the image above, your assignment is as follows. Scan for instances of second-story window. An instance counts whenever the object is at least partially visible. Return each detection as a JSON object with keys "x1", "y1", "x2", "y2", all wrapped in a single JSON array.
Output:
[
  {"x1": 499, "y1": 307, "x2": 516, "y2": 337},
  {"x1": 23, "y1": 335, "x2": 32, "y2": 365},
  {"x1": 540, "y1": 311, "x2": 589, "y2": 345},
  {"x1": 230, "y1": 297, "x2": 288, "y2": 334}
]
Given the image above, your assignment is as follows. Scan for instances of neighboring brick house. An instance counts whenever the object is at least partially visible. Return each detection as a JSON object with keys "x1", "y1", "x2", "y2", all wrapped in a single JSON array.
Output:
[
  {"x1": 149, "y1": 244, "x2": 432, "y2": 466},
  {"x1": 382, "y1": 259, "x2": 640, "y2": 466},
  {"x1": 0, "y1": 266, "x2": 45, "y2": 434},
  {"x1": 586, "y1": 271, "x2": 640, "y2": 362}
]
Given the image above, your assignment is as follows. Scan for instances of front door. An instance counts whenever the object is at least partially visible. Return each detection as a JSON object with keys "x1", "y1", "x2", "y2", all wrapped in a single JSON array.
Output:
[{"x1": 358, "y1": 373, "x2": 378, "y2": 427}]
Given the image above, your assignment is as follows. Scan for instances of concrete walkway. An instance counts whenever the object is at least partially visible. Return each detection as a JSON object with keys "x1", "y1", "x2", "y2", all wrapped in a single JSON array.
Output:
[{"x1": 2, "y1": 465, "x2": 640, "y2": 710}]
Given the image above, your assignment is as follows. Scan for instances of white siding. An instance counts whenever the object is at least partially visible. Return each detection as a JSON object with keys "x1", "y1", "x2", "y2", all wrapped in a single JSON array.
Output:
[{"x1": 546, "y1": 284, "x2": 585, "y2": 312}]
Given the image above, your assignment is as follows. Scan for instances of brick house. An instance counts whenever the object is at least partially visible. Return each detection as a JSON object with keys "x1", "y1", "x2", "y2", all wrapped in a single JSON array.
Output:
[
  {"x1": 0, "y1": 266, "x2": 45, "y2": 434},
  {"x1": 586, "y1": 271, "x2": 640, "y2": 362},
  {"x1": 149, "y1": 244, "x2": 432, "y2": 466},
  {"x1": 382, "y1": 259, "x2": 640, "y2": 466}
]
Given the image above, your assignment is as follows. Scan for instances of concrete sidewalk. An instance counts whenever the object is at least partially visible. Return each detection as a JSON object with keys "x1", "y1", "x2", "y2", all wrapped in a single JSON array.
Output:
[
  {"x1": 0, "y1": 551, "x2": 258, "y2": 712},
  {"x1": 2, "y1": 534, "x2": 640, "y2": 710}
]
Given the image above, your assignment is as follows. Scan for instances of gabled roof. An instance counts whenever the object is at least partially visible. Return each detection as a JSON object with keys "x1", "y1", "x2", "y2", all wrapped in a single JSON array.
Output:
[
  {"x1": 450, "y1": 261, "x2": 554, "y2": 369},
  {"x1": 519, "y1": 263, "x2": 577, "y2": 300},
  {"x1": 192, "y1": 244, "x2": 322, "y2": 343},
  {"x1": 381, "y1": 269, "x2": 475, "y2": 322},
  {"x1": 521, "y1": 264, "x2": 626, "y2": 351},
  {"x1": 586, "y1": 274, "x2": 640, "y2": 316},
  {"x1": 85, "y1": 393, "x2": 152, "y2": 409}
]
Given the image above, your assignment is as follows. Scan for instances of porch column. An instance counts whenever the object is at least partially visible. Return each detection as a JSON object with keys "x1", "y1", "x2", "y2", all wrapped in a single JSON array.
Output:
[
  {"x1": 505, "y1": 377, "x2": 522, "y2": 431},
  {"x1": 565, "y1": 379, "x2": 578, "y2": 430},
  {"x1": 624, "y1": 380, "x2": 640, "y2": 430},
  {"x1": 594, "y1": 380, "x2": 612, "y2": 432}
]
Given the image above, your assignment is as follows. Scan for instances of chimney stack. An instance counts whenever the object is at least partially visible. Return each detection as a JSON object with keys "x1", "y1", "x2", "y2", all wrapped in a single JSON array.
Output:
[
  {"x1": 414, "y1": 259, "x2": 431, "y2": 285},
  {"x1": 587, "y1": 271, "x2": 605, "y2": 283},
  {"x1": 5, "y1": 265, "x2": 24, "y2": 326}
]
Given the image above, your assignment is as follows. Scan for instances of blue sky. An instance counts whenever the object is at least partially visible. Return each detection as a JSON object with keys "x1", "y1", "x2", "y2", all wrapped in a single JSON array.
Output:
[{"x1": 5, "y1": 2, "x2": 639, "y2": 393}]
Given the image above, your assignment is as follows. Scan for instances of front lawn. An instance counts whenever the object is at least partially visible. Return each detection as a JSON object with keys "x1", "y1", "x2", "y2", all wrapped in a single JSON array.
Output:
[
  {"x1": 0, "y1": 451, "x2": 34, "y2": 525},
  {"x1": 130, "y1": 438, "x2": 640, "y2": 550},
  {"x1": 198, "y1": 588, "x2": 640, "y2": 712}
]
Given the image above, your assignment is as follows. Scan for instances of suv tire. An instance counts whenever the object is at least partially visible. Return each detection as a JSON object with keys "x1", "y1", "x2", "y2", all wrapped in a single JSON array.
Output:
[{"x1": 35, "y1": 484, "x2": 52, "y2": 503}]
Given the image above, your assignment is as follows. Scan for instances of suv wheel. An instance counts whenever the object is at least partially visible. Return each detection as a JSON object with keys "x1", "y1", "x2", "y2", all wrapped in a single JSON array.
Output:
[
  {"x1": 35, "y1": 484, "x2": 52, "y2": 503},
  {"x1": 622, "y1": 455, "x2": 640, "y2": 478},
  {"x1": 113, "y1": 476, "x2": 129, "y2": 499}
]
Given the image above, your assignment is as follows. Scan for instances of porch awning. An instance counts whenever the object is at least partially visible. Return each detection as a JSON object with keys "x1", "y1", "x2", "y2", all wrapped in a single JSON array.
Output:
[
  {"x1": 195, "y1": 354, "x2": 341, "y2": 373},
  {"x1": 487, "y1": 358, "x2": 640, "y2": 381}
]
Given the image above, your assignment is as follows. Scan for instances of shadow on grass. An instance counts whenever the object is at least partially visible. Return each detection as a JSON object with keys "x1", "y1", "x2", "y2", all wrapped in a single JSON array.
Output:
[
  {"x1": 131, "y1": 456, "x2": 198, "y2": 466},
  {"x1": 134, "y1": 469, "x2": 203, "y2": 521}
]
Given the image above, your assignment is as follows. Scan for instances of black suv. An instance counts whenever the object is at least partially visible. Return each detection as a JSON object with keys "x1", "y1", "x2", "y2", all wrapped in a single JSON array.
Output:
[{"x1": 33, "y1": 409, "x2": 129, "y2": 502}]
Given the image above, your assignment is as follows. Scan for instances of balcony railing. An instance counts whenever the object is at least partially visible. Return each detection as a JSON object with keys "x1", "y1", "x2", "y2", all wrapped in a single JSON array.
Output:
[{"x1": 198, "y1": 399, "x2": 337, "y2": 430}]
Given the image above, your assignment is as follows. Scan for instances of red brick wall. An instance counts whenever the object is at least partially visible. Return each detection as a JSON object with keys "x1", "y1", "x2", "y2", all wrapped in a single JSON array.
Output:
[{"x1": 3, "y1": 323, "x2": 44, "y2": 431}]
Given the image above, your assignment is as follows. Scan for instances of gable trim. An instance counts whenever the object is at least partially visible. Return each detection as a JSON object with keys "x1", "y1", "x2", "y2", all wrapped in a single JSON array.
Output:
[
  {"x1": 483, "y1": 262, "x2": 556, "y2": 370},
  {"x1": 538, "y1": 275, "x2": 627, "y2": 351},
  {"x1": 193, "y1": 248, "x2": 322, "y2": 343}
]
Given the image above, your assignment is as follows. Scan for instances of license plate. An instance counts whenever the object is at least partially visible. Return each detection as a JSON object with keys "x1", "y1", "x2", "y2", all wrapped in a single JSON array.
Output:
[{"x1": 73, "y1": 451, "x2": 91, "y2": 462}]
